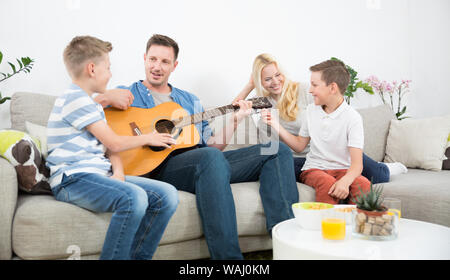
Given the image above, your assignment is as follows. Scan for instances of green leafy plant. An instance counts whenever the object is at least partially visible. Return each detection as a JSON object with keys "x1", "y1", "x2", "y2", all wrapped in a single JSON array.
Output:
[
  {"x1": 351, "y1": 180, "x2": 386, "y2": 212},
  {"x1": 0, "y1": 50, "x2": 35, "y2": 104},
  {"x1": 330, "y1": 57, "x2": 374, "y2": 104}
]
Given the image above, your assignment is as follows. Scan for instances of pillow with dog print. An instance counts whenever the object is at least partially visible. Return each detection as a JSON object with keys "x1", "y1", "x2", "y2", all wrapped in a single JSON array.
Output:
[
  {"x1": 442, "y1": 135, "x2": 450, "y2": 170},
  {"x1": 0, "y1": 129, "x2": 51, "y2": 194}
]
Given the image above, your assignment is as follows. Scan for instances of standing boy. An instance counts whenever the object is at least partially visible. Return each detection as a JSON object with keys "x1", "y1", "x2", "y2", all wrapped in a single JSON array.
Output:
[{"x1": 46, "y1": 36, "x2": 179, "y2": 259}]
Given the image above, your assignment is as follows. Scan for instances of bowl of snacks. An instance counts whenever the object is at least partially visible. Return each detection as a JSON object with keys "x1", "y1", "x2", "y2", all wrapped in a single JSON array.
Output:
[
  {"x1": 292, "y1": 202, "x2": 334, "y2": 230},
  {"x1": 334, "y1": 205, "x2": 356, "y2": 224}
]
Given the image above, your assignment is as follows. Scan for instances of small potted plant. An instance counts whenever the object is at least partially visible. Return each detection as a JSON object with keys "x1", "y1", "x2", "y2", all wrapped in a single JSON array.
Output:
[{"x1": 351, "y1": 182, "x2": 399, "y2": 240}]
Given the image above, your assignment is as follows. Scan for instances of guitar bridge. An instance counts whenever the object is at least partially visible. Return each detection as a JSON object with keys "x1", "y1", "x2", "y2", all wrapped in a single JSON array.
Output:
[{"x1": 129, "y1": 122, "x2": 142, "y2": 136}]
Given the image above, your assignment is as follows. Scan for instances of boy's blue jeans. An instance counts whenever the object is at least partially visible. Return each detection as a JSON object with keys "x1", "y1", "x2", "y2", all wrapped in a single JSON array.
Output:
[
  {"x1": 52, "y1": 173, "x2": 178, "y2": 260},
  {"x1": 150, "y1": 142, "x2": 298, "y2": 260}
]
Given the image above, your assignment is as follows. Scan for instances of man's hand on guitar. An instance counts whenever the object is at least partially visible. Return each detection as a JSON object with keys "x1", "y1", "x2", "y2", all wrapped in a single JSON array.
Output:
[
  {"x1": 145, "y1": 131, "x2": 177, "y2": 148},
  {"x1": 102, "y1": 88, "x2": 134, "y2": 110},
  {"x1": 232, "y1": 99, "x2": 253, "y2": 123}
]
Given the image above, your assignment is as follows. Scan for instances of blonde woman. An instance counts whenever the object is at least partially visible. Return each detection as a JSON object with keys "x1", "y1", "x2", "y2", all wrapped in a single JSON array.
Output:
[{"x1": 234, "y1": 53, "x2": 407, "y2": 184}]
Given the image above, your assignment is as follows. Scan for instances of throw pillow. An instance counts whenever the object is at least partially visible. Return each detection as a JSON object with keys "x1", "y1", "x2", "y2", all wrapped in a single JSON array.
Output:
[
  {"x1": 0, "y1": 129, "x2": 51, "y2": 194},
  {"x1": 357, "y1": 104, "x2": 395, "y2": 162},
  {"x1": 384, "y1": 115, "x2": 450, "y2": 171},
  {"x1": 25, "y1": 121, "x2": 48, "y2": 158},
  {"x1": 442, "y1": 136, "x2": 450, "y2": 170}
]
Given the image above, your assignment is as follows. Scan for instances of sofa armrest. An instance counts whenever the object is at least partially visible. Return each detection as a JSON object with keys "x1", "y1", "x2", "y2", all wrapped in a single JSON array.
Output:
[{"x1": 0, "y1": 157, "x2": 18, "y2": 259}]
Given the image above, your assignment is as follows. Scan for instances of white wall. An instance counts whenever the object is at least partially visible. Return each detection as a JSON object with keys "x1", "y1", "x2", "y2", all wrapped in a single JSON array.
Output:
[{"x1": 1, "y1": 0, "x2": 449, "y2": 129}]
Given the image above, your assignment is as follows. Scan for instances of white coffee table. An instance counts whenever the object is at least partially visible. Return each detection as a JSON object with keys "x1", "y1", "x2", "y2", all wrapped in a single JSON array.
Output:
[{"x1": 272, "y1": 218, "x2": 450, "y2": 260}]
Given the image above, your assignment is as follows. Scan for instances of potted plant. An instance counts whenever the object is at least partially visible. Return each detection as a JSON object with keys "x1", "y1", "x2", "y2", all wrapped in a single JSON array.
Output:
[
  {"x1": 0, "y1": 50, "x2": 34, "y2": 105},
  {"x1": 365, "y1": 75, "x2": 412, "y2": 120},
  {"x1": 330, "y1": 57, "x2": 374, "y2": 105},
  {"x1": 351, "y1": 182, "x2": 398, "y2": 240}
]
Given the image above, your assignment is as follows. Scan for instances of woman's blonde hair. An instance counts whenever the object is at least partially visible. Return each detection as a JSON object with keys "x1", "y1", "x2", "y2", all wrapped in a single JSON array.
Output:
[{"x1": 252, "y1": 53, "x2": 299, "y2": 121}]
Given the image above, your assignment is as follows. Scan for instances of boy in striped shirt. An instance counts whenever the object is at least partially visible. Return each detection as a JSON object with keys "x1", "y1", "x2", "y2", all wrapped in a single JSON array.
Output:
[{"x1": 46, "y1": 36, "x2": 178, "y2": 260}]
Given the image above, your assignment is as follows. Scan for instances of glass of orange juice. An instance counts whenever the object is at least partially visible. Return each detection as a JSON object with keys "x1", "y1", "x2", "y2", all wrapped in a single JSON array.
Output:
[
  {"x1": 383, "y1": 197, "x2": 402, "y2": 219},
  {"x1": 321, "y1": 209, "x2": 346, "y2": 240}
]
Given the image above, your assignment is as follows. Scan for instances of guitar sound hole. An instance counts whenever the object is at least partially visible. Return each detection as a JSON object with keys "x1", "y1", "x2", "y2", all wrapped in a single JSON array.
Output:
[
  {"x1": 155, "y1": 119, "x2": 175, "y2": 134},
  {"x1": 149, "y1": 119, "x2": 176, "y2": 152}
]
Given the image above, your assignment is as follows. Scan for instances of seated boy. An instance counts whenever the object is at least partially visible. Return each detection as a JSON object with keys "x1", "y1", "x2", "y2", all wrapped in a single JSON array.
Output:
[
  {"x1": 46, "y1": 36, "x2": 179, "y2": 259},
  {"x1": 262, "y1": 59, "x2": 370, "y2": 204}
]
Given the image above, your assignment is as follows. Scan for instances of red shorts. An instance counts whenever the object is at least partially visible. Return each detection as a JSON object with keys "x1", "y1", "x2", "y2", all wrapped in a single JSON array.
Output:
[{"x1": 300, "y1": 169, "x2": 371, "y2": 204}]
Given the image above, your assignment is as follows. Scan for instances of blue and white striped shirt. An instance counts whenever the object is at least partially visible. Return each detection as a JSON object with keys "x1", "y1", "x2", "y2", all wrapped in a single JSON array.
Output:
[{"x1": 46, "y1": 84, "x2": 111, "y2": 188}]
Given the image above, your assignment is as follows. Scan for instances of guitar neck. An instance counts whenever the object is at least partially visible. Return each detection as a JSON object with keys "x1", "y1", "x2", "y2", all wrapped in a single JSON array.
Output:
[{"x1": 174, "y1": 104, "x2": 238, "y2": 128}]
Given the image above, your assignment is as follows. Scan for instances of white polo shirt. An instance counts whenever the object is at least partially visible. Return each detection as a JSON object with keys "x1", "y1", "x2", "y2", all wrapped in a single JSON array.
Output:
[{"x1": 300, "y1": 101, "x2": 364, "y2": 171}]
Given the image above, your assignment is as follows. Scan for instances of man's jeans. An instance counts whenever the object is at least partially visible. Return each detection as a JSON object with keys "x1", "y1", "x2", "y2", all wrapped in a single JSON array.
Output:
[
  {"x1": 151, "y1": 141, "x2": 299, "y2": 260},
  {"x1": 52, "y1": 173, "x2": 178, "y2": 260}
]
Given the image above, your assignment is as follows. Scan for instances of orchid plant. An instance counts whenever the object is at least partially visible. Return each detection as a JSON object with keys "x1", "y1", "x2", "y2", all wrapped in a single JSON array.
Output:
[{"x1": 365, "y1": 75, "x2": 412, "y2": 120}]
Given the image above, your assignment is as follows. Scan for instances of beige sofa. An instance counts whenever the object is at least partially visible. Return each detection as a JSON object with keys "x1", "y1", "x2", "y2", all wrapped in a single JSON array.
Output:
[{"x1": 1, "y1": 92, "x2": 449, "y2": 260}]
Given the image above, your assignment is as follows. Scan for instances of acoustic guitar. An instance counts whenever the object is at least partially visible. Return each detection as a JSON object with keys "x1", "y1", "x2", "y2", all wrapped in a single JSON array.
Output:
[{"x1": 104, "y1": 97, "x2": 272, "y2": 175}]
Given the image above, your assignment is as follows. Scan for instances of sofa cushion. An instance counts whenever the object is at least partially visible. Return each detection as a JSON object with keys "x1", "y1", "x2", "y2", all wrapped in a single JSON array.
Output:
[
  {"x1": 10, "y1": 92, "x2": 57, "y2": 131},
  {"x1": 385, "y1": 115, "x2": 450, "y2": 171},
  {"x1": 13, "y1": 181, "x2": 302, "y2": 259},
  {"x1": 13, "y1": 194, "x2": 111, "y2": 259},
  {"x1": 381, "y1": 169, "x2": 450, "y2": 227},
  {"x1": 356, "y1": 105, "x2": 395, "y2": 162},
  {"x1": 12, "y1": 191, "x2": 202, "y2": 259},
  {"x1": 0, "y1": 157, "x2": 18, "y2": 260}
]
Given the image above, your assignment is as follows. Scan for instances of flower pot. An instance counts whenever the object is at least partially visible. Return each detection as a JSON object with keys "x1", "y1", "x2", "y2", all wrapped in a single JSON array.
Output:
[
  {"x1": 352, "y1": 207, "x2": 398, "y2": 241},
  {"x1": 356, "y1": 207, "x2": 387, "y2": 217}
]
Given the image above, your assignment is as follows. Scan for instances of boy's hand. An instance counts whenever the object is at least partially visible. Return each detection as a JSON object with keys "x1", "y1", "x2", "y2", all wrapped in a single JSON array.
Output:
[
  {"x1": 104, "y1": 89, "x2": 134, "y2": 110},
  {"x1": 110, "y1": 173, "x2": 125, "y2": 182},
  {"x1": 145, "y1": 131, "x2": 176, "y2": 148},
  {"x1": 328, "y1": 178, "x2": 350, "y2": 200},
  {"x1": 260, "y1": 109, "x2": 281, "y2": 133},
  {"x1": 260, "y1": 109, "x2": 272, "y2": 125}
]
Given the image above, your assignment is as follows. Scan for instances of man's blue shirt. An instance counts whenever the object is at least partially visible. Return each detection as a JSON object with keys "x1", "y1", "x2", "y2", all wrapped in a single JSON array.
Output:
[{"x1": 119, "y1": 81, "x2": 212, "y2": 146}]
